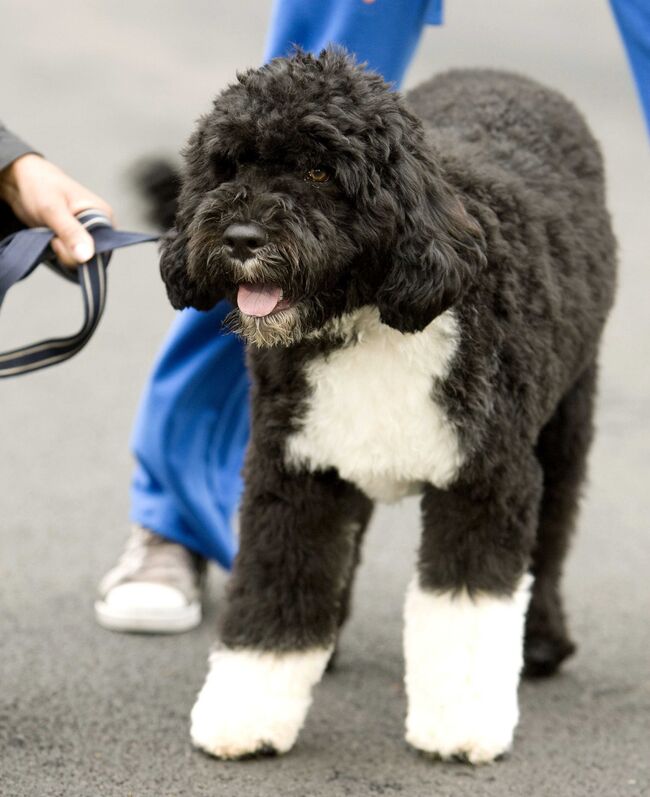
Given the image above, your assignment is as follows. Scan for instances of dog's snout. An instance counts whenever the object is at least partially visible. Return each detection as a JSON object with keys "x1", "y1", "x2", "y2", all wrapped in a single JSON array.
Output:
[{"x1": 223, "y1": 222, "x2": 267, "y2": 260}]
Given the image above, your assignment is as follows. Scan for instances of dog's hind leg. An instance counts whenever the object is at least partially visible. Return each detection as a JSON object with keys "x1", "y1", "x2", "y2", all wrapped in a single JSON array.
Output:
[
  {"x1": 404, "y1": 452, "x2": 542, "y2": 764},
  {"x1": 190, "y1": 464, "x2": 371, "y2": 759},
  {"x1": 525, "y1": 362, "x2": 598, "y2": 678}
]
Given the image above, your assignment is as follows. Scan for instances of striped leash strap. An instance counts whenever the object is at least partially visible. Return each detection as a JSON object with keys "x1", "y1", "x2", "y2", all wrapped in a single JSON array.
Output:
[{"x1": 0, "y1": 209, "x2": 158, "y2": 378}]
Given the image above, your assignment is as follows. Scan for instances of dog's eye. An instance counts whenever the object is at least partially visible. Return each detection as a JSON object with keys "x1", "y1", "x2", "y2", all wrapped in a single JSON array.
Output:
[{"x1": 305, "y1": 168, "x2": 330, "y2": 184}]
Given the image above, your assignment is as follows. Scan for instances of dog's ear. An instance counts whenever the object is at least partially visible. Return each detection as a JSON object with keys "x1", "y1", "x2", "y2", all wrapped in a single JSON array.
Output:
[
  {"x1": 158, "y1": 119, "x2": 225, "y2": 312},
  {"x1": 160, "y1": 223, "x2": 222, "y2": 312},
  {"x1": 376, "y1": 149, "x2": 487, "y2": 334}
]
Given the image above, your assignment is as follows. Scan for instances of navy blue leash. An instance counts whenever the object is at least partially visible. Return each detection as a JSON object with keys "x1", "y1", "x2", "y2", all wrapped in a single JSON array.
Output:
[{"x1": 0, "y1": 209, "x2": 158, "y2": 378}]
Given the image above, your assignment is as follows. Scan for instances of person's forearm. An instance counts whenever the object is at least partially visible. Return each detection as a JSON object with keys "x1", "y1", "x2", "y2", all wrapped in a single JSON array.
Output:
[{"x1": 0, "y1": 122, "x2": 38, "y2": 172}]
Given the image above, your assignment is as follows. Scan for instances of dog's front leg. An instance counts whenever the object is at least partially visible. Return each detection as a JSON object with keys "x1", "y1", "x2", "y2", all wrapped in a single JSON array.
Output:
[
  {"x1": 191, "y1": 463, "x2": 371, "y2": 759},
  {"x1": 404, "y1": 456, "x2": 541, "y2": 764}
]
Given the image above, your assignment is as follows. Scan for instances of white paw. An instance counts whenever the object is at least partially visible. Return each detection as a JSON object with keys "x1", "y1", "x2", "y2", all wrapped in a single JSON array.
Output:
[
  {"x1": 406, "y1": 701, "x2": 517, "y2": 764},
  {"x1": 403, "y1": 574, "x2": 532, "y2": 765},
  {"x1": 190, "y1": 646, "x2": 331, "y2": 759}
]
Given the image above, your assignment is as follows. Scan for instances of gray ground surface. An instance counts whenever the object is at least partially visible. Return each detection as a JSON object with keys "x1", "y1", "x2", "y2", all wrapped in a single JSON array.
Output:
[{"x1": 1, "y1": 2, "x2": 649, "y2": 795}]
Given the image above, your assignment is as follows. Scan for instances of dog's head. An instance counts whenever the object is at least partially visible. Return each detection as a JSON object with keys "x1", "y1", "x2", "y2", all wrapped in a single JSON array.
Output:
[{"x1": 162, "y1": 49, "x2": 486, "y2": 346}]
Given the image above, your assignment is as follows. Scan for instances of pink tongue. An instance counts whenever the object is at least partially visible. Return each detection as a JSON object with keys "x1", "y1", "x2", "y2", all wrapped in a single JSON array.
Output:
[{"x1": 237, "y1": 284, "x2": 283, "y2": 317}]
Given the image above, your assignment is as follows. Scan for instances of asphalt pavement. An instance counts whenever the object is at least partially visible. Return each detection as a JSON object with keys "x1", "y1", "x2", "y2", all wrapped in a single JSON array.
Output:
[{"x1": 1, "y1": 2, "x2": 649, "y2": 795}]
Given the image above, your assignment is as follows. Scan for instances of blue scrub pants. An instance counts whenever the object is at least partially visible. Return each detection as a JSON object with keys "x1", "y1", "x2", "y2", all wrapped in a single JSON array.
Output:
[
  {"x1": 610, "y1": 0, "x2": 650, "y2": 137},
  {"x1": 130, "y1": 0, "x2": 650, "y2": 568}
]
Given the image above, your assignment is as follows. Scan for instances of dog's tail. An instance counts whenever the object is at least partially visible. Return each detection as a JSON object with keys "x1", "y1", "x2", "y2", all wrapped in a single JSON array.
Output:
[{"x1": 131, "y1": 157, "x2": 181, "y2": 231}]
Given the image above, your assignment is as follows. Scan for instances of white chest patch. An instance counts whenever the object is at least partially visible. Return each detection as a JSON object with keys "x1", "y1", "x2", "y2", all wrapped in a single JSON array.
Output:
[{"x1": 284, "y1": 307, "x2": 464, "y2": 501}]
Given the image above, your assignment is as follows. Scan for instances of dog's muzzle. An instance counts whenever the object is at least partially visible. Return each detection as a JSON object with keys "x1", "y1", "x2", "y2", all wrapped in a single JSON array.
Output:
[{"x1": 217, "y1": 222, "x2": 295, "y2": 319}]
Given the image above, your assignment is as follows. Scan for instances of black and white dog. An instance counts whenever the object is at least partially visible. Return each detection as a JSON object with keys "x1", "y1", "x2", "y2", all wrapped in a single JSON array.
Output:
[{"x1": 157, "y1": 50, "x2": 616, "y2": 763}]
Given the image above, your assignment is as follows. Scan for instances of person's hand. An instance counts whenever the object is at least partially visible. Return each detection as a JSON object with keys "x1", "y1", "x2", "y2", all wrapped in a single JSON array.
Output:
[{"x1": 0, "y1": 153, "x2": 114, "y2": 266}]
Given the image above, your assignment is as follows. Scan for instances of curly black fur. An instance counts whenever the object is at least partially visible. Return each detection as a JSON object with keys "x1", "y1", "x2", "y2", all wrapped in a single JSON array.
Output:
[{"x1": 154, "y1": 50, "x2": 616, "y2": 693}]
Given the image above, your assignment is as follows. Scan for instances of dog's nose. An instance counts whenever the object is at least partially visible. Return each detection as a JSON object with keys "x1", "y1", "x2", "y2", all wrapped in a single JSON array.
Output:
[{"x1": 223, "y1": 223, "x2": 267, "y2": 260}]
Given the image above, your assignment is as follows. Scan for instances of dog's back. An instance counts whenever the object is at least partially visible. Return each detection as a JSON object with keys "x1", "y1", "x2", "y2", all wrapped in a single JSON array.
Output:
[{"x1": 407, "y1": 69, "x2": 604, "y2": 193}]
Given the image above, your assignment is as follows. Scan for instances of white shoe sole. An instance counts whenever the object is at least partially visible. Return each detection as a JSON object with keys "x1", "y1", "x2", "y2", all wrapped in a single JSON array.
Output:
[{"x1": 94, "y1": 599, "x2": 202, "y2": 634}]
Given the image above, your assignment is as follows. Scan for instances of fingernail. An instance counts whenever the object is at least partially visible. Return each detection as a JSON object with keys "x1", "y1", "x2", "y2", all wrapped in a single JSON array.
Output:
[{"x1": 73, "y1": 240, "x2": 94, "y2": 263}]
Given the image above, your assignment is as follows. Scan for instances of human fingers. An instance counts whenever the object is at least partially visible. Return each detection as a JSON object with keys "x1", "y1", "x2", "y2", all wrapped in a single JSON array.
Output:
[{"x1": 41, "y1": 199, "x2": 96, "y2": 265}]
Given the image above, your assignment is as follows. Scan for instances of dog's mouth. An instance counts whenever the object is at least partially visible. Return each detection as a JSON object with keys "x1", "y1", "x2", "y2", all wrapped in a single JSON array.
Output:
[{"x1": 236, "y1": 283, "x2": 294, "y2": 317}]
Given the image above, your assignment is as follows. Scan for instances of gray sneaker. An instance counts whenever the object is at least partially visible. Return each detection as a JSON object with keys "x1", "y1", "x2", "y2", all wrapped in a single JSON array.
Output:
[{"x1": 95, "y1": 525, "x2": 206, "y2": 633}]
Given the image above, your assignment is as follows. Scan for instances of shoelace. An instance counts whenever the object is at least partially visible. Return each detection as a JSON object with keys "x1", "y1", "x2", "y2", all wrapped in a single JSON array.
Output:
[{"x1": 0, "y1": 208, "x2": 158, "y2": 378}]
